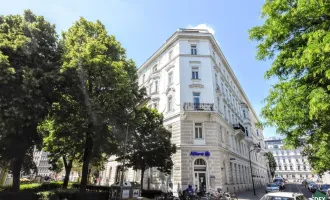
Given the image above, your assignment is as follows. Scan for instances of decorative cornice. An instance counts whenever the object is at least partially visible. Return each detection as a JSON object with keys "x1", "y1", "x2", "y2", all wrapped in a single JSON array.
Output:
[{"x1": 189, "y1": 84, "x2": 204, "y2": 88}]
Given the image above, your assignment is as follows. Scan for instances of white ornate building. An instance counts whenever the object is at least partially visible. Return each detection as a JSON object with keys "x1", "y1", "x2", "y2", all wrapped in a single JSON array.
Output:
[
  {"x1": 101, "y1": 28, "x2": 269, "y2": 194},
  {"x1": 264, "y1": 137, "x2": 318, "y2": 181},
  {"x1": 33, "y1": 150, "x2": 53, "y2": 176}
]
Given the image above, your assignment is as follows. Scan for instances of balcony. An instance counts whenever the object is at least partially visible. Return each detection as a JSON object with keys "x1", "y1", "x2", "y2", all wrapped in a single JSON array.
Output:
[
  {"x1": 183, "y1": 103, "x2": 214, "y2": 111},
  {"x1": 245, "y1": 136, "x2": 254, "y2": 147},
  {"x1": 233, "y1": 123, "x2": 246, "y2": 140}
]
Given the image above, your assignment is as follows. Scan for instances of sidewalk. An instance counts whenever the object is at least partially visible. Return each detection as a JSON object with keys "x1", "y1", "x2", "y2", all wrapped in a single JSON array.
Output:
[{"x1": 235, "y1": 187, "x2": 265, "y2": 200}]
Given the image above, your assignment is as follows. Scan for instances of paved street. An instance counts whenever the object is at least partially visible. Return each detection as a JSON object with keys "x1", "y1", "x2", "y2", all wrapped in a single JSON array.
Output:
[{"x1": 235, "y1": 183, "x2": 312, "y2": 200}]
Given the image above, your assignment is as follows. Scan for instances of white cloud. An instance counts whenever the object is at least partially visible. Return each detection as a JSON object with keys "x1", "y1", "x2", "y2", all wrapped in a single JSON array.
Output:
[{"x1": 186, "y1": 24, "x2": 215, "y2": 35}]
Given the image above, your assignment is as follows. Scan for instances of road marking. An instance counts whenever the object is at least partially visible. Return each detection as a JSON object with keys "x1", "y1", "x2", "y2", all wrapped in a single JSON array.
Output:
[{"x1": 296, "y1": 184, "x2": 303, "y2": 193}]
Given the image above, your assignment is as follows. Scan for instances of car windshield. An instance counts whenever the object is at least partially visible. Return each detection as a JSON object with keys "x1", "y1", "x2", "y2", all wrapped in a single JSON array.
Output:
[
  {"x1": 274, "y1": 179, "x2": 283, "y2": 182},
  {"x1": 265, "y1": 196, "x2": 294, "y2": 200},
  {"x1": 268, "y1": 184, "x2": 278, "y2": 187}
]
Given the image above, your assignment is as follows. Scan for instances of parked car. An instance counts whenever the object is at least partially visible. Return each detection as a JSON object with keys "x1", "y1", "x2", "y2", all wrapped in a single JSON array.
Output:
[
  {"x1": 273, "y1": 177, "x2": 285, "y2": 189},
  {"x1": 308, "y1": 182, "x2": 316, "y2": 191},
  {"x1": 260, "y1": 192, "x2": 307, "y2": 200},
  {"x1": 265, "y1": 183, "x2": 280, "y2": 193},
  {"x1": 319, "y1": 184, "x2": 330, "y2": 195},
  {"x1": 310, "y1": 184, "x2": 319, "y2": 193}
]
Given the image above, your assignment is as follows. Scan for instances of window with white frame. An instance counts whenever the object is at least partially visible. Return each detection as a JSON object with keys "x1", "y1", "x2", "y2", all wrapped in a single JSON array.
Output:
[
  {"x1": 153, "y1": 65, "x2": 157, "y2": 72},
  {"x1": 168, "y1": 125, "x2": 172, "y2": 133},
  {"x1": 153, "y1": 102, "x2": 158, "y2": 109},
  {"x1": 194, "y1": 123, "x2": 203, "y2": 139},
  {"x1": 169, "y1": 50, "x2": 173, "y2": 60},
  {"x1": 192, "y1": 67, "x2": 199, "y2": 79},
  {"x1": 149, "y1": 83, "x2": 152, "y2": 94},
  {"x1": 243, "y1": 109, "x2": 246, "y2": 118},
  {"x1": 191, "y1": 44, "x2": 197, "y2": 55},
  {"x1": 168, "y1": 71, "x2": 173, "y2": 86},
  {"x1": 154, "y1": 80, "x2": 158, "y2": 93},
  {"x1": 167, "y1": 96, "x2": 173, "y2": 111},
  {"x1": 142, "y1": 74, "x2": 145, "y2": 83},
  {"x1": 217, "y1": 97, "x2": 220, "y2": 111}
]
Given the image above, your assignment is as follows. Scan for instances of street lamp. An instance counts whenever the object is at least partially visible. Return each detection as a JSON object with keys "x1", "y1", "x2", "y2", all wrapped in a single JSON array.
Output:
[
  {"x1": 249, "y1": 143, "x2": 261, "y2": 196},
  {"x1": 120, "y1": 97, "x2": 150, "y2": 192}
]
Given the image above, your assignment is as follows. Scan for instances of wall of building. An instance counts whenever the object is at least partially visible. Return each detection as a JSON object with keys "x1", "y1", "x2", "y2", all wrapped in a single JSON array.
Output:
[{"x1": 102, "y1": 29, "x2": 268, "y2": 195}]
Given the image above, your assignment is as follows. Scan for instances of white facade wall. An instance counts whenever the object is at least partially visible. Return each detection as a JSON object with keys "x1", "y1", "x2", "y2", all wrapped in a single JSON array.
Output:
[
  {"x1": 103, "y1": 29, "x2": 268, "y2": 194},
  {"x1": 265, "y1": 139, "x2": 318, "y2": 182},
  {"x1": 33, "y1": 150, "x2": 52, "y2": 176}
]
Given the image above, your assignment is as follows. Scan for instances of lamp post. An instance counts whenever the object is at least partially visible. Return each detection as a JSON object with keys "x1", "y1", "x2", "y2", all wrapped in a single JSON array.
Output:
[
  {"x1": 249, "y1": 143, "x2": 261, "y2": 196},
  {"x1": 120, "y1": 97, "x2": 150, "y2": 196}
]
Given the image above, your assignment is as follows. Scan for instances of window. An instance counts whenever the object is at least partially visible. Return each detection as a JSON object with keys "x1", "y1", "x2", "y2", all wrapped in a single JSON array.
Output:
[
  {"x1": 153, "y1": 102, "x2": 158, "y2": 109},
  {"x1": 217, "y1": 97, "x2": 220, "y2": 111},
  {"x1": 245, "y1": 127, "x2": 249, "y2": 136},
  {"x1": 153, "y1": 65, "x2": 157, "y2": 72},
  {"x1": 194, "y1": 158, "x2": 206, "y2": 165},
  {"x1": 168, "y1": 125, "x2": 172, "y2": 133},
  {"x1": 243, "y1": 109, "x2": 246, "y2": 118},
  {"x1": 193, "y1": 92, "x2": 200, "y2": 109},
  {"x1": 142, "y1": 74, "x2": 145, "y2": 83},
  {"x1": 149, "y1": 84, "x2": 152, "y2": 94},
  {"x1": 195, "y1": 123, "x2": 203, "y2": 139},
  {"x1": 192, "y1": 67, "x2": 199, "y2": 79},
  {"x1": 168, "y1": 96, "x2": 173, "y2": 111},
  {"x1": 224, "y1": 105, "x2": 227, "y2": 119},
  {"x1": 191, "y1": 45, "x2": 197, "y2": 55},
  {"x1": 155, "y1": 80, "x2": 158, "y2": 93},
  {"x1": 169, "y1": 50, "x2": 172, "y2": 60},
  {"x1": 215, "y1": 73, "x2": 218, "y2": 81},
  {"x1": 168, "y1": 72, "x2": 173, "y2": 85},
  {"x1": 256, "y1": 129, "x2": 259, "y2": 136}
]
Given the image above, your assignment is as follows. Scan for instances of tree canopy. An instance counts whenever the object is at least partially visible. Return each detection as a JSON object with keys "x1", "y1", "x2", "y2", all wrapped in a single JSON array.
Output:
[
  {"x1": 249, "y1": 0, "x2": 330, "y2": 173},
  {"x1": 0, "y1": 10, "x2": 60, "y2": 191},
  {"x1": 60, "y1": 17, "x2": 144, "y2": 191},
  {"x1": 116, "y1": 107, "x2": 176, "y2": 190},
  {"x1": 264, "y1": 152, "x2": 277, "y2": 178}
]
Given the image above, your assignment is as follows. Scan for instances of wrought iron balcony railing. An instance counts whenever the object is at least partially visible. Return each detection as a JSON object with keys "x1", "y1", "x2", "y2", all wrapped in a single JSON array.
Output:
[
  {"x1": 232, "y1": 123, "x2": 246, "y2": 133},
  {"x1": 183, "y1": 103, "x2": 214, "y2": 111}
]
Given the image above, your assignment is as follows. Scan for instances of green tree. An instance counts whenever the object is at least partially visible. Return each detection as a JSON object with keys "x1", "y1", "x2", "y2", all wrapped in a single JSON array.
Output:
[
  {"x1": 0, "y1": 10, "x2": 60, "y2": 191},
  {"x1": 61, "y1": 18, "x2": 144, "y2": 191},
  {"x1": 117, "y1": 108, "x2": 176, "y2": 190},
  {"x1": 38, "y1": 117, "x2": 83, "y2": 189},
  {"x1": 249, "y1": 0, "x2": 330, "y2": 174},
  {"x1": 264, "y1": 152, "x2": 277, "y2": 178}
]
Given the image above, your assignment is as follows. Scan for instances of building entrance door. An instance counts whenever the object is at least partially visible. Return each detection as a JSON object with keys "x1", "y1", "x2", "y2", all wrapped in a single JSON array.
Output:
[
  {"x1": 194, "y1": 159, "x2": 207, "y2": 193},
  {"x1": 194, "y1": 172, "x2": 206, "y2": 193}
]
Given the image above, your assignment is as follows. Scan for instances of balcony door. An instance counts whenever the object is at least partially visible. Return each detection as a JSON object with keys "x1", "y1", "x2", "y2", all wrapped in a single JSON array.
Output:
[{"x1": 193, "y1": 92, "x2": 200, "y2": 110}]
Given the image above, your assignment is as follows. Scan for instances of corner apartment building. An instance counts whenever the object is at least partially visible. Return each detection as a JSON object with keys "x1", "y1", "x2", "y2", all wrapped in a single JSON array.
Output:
[
  {"x1": 101, "y1": 29, "x2": 269, "y2": 194},
  {"x1": 264, "y1": 137, "x2": 318, "y2": 181}
]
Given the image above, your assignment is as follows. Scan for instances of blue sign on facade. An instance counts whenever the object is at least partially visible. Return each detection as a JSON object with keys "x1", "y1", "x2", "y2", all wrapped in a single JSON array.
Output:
[{"x1": 190, "y1": 151, "x2": 211, "y2": 157}]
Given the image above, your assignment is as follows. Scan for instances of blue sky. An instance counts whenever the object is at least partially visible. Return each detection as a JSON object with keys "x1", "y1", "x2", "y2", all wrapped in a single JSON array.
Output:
[{"x1": 0, "y1": 0, "x2": 278, "y2": 137}]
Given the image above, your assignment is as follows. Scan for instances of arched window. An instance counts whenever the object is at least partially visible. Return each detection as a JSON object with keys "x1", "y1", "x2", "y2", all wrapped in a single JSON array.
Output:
[{"x1": 194, "y1": 159, "x2": 206, "y2": 166}]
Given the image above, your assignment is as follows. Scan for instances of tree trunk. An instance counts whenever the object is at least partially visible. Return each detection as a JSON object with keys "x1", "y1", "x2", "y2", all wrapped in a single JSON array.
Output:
[
  {"x1": 140, "y1": 168, "x2": 145, "y2": 191},
  {"x1": 63, "y1": 157, "x2": 73, "y2": 189},
  {"x1": 12, "y1": 156, "x2": 24, "y2": 192},
  {"x1": 80, "y1": 128, "x2": 94, "y2": 192}
]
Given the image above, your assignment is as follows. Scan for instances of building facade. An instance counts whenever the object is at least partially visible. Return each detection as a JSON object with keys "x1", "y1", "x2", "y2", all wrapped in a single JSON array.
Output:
[
  {"x1": 264, "y1": 137, "x2": 317, "y2": 181},
  {"x1": 101, "y1": 29, "x2": 269, "y2": 194},
  {"x1": 33, "y1": 150, "x2": 53, "y2": 177}
]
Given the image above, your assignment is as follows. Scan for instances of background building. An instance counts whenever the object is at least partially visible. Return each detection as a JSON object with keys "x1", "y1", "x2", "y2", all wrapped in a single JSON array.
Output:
[
  {"x1": 264, "y1": 137, "x2": 318, "y2": 181},
  {"x1": 102, "y1": 28, "x2": 269, "y2": 194},
  {"x1": 33, "y1": 150, "x2": 53, "y2": 177}
]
